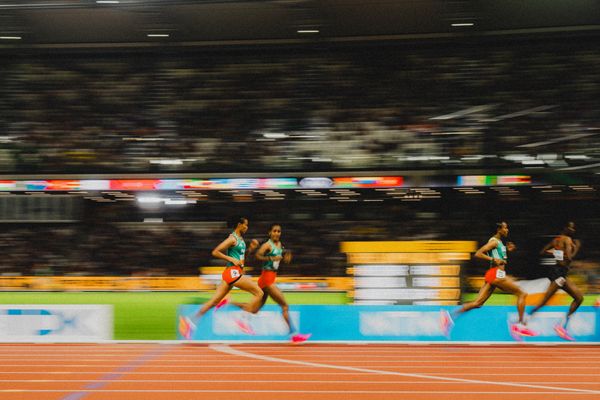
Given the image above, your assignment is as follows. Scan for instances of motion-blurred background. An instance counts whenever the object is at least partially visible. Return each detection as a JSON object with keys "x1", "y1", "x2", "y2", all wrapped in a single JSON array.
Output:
[{"x1": 0, "y1": 0, "x2": 599, "y2": 340}]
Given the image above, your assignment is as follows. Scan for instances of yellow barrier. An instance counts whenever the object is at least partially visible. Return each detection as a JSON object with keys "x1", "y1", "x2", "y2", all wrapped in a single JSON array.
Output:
[
  {"x1": 347, "y1": 253, "x2": 472, "y2": 264},
  {"x1": 0, "y1": 276, "x2": 209, "y2": 291},
  {"x1": 277, "y1": 277, "x2": 352, "y2": 291},
  {"x1": 0, "y1": 275, "x2": 351, "y2": 292},
  {"x1": 341, "y1": 241, "x2": 477, "y2": 253},
  {"x1": 342, "y1": 241, "x2": 475, "y2": 304}
]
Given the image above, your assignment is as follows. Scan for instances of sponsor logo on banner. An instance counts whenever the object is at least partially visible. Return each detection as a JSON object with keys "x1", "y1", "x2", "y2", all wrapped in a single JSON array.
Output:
[
  {"x1": 299, "y1": 177, "x2": 333, "y2": 188},
  {"x1": 0, "y1": 305, "x2": 113, "y2": 342},
  {"x1": 359, "y1": 311, "x2": 443, "y2": 336},
  {"x1": 213, "y1": 310, "x2": 299, "y2": 336}
]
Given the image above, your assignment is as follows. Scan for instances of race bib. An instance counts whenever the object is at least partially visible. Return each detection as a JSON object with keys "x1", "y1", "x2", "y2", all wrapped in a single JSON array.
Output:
[
  {"x1": 230, "y1": 269, "x2": 241, "y2": 279},
  {"x1": 273, "y1": 260, "x2": 280, "y2": 270},
  {"x1": 553, "y1": 249, "x2": 564, "y2": 261},
  {"x1": 495, "y1": 269, "x2": 506, "y2": 279}
]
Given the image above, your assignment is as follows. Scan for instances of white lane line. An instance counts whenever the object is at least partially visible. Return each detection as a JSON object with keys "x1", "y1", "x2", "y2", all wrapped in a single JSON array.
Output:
[
  {"x1": 2, "y1": 359, "x2": 599, "y2": 365},
  {"x1": 0, "y1": 364, "x2": 597, "y2": 370},
  {"x1": 2, "y1": 353, "x2": 600, "y2": 357},
  {"x1": 0, "y1": 353, "x2": 600, "y2": 365},
  {"x1": 212, "y1": 344, "x2": 600, "y2": 395},
  {"x1": 0, "y1": 389, "x2": 598, "y2": 394},
  {"x1": 2, "y1": 355, "x2": 600, "y2": 360},
  {"x1": 439, "y1": 373, "x2": 600, "y2": 376},
  {"x1": 0, "y1": 379, "x2": 599, "y2": 385},
  {"x1": 1, "y1": 348, "x2": 599, "y2": 354},
  {"x1": 0, "y1": 371, "x2": 598, "y2": 377}
]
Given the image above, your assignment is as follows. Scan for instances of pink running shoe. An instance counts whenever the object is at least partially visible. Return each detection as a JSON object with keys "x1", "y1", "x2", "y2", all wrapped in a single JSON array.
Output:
[
  {"x1": 509, "y1": 323, "x2": 524, "y2": 342},
  {"x1": 291, "y1": 333, "x2": 312, "y2": 344},
  {"x1": 235, "y1": 319, "x2": 255, "y2": 335},
  {"x1": 440, "y1": 310, "x2": 454, "y2": 338},
  {"x1": 516, "y1": 325, "x2": 537, "y2": 337},
  {"x1": 216, "y1": 298, "x2": 229, "y2": 310},
  {"x1": 178, "y1": 316, "x2": 196, "y2": 340},
  {"x1": 554, "y1": 324, "x2": 575, "y2": 341}
]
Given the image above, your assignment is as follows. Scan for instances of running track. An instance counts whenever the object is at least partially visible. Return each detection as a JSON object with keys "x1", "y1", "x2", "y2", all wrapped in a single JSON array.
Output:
[{"x1": 0, "y1": 343, "x2": 599, "y2": 400}]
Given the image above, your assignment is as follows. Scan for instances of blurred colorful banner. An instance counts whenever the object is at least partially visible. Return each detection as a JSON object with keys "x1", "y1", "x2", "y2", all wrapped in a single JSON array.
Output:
[
  {"x1": 0, "y1": 176, "x2": 540, "y2": 191},
  {"x1": 457, "y1": 175, "x2": 531, "y2": 186},
  {"x1": 333, "y1": 176, "x2": 403, "y2": 188}
]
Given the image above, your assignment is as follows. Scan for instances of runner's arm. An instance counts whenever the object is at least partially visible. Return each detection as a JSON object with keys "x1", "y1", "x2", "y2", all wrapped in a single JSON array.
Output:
[
  {"x1": 211, "y1": 235, "x2": 240, "y2": 266},
  {"x1": 563, "y1": 237, "x2": 574, "y2": 261},
  {"x1": 572, "y1": 239, "x2": 581, "y2": 259},
  {"x1": 247, "y1": 239, "x2": 259, "y2": 254},
  {"x1": 475, "y1": 239, "x2": 504, "y2": 266},
  {"x1": 540, "y1": 240, "x2": 554, "y2": 256},
  {"x1": 255, "y1": 242, "x2": 280, "y2": 262}
]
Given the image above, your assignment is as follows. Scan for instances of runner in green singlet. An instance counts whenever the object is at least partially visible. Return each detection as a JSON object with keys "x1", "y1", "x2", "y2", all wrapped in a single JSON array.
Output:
[
  {"x1": 440, "y1": 222, "x2": 536, "y2": 340},
  {"x1": 179, "y1": 216, "x2": 264, "y2": 338},
  {"x1": 223, "y1": 224, "x2": 311, "y2": 343}
]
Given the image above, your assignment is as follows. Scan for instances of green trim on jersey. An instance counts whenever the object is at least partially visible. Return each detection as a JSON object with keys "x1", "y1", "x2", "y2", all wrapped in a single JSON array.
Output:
[
  {"x1": 262, "y1": 239, "x2": 283, "y2": 271},
  {"x1": 226, "y1": 232, "x2": 246, "y2": 266}
]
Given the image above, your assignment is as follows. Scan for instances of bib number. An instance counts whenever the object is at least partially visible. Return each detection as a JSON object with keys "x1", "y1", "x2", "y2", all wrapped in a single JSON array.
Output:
[
  {"x1": 230, "y1": 269, "x2": 241, "y2": 279},
  {"x1": 555, "y1": 276, "x2": 566, "y2": 287},
  {"x1": 553, "y1": 249, "x2": 564, "y2": 261},
  {"x1": 272, "y1": 260, "x2": 280, "y2": 270},
  {"x1": 495, "y1": 269, "x2": 506, "y2": 279}
]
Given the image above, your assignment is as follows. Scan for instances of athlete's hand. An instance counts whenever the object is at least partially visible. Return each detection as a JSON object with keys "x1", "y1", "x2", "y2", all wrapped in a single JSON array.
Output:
[
  {"x1": 283, "y1": 251, "x2": 292, "y2": 264},
  {"x1": 507, "y1": 242, "x2": 516, "y2": 252},
  {"x1": 271, "y1": 255, "x2": 283, "y2": 262},
  {"x1": 493, "y1": 258, "x2": 506, "y2": 267},
  {"x1": 232, "y1": 258, "x2": 244, "y2": 267},
  {"x1": 248, "y1": 239, "x2": 259, "y2": 251}
]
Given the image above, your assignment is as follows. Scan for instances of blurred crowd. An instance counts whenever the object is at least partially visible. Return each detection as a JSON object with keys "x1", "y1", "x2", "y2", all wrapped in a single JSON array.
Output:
[
  {"x1": 0, "y1": 36, "x2": 599, "y2": 294},
  {"x1": 0, "y1": 38, "x2": 598, "y2": 173},
  {"x1": 0, "y1": 198, "x2": 599, "y2": 293},
  {"x1": 0, "y1": 218, "x2": 389, "y2": 277}
]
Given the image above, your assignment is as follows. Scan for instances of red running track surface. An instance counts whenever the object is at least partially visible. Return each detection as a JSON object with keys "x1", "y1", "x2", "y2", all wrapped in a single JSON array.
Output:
[{"x1": 0, "y1": 343, "x2": 598, "y2": 400}]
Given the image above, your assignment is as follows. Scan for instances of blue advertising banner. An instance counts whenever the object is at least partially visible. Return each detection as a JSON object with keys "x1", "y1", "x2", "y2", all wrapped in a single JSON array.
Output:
[
  {"x1": 0, "y1": 305, "x2": 113, "y2": 342},
  {"x1": 177, "y1": 305, "x2": 600, "y2": 343}
]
